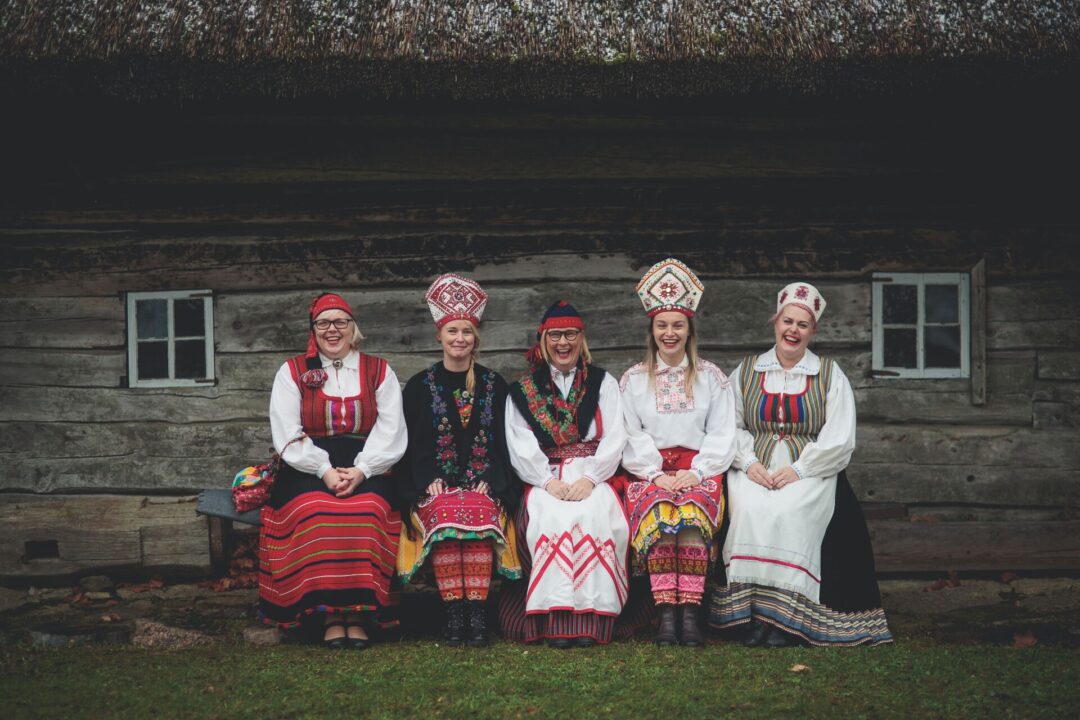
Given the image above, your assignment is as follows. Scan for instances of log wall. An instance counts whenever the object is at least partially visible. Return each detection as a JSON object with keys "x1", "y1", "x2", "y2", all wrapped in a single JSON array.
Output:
[{"x1": 1, "y1": 107, "x2": 1078, "y2": 579}]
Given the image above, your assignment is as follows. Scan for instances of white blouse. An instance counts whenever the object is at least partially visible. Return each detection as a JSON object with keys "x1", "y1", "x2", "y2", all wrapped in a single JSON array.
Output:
[
  {"x1": 269, "y1": 350, "x2": 407, "y2": 481},
  {"x1": 505, "y1": 364, "x2": 627, "y2": 488},
  {"x1": 620, "y1": 355, "x2": 737, "y2": 480},
  {"x1": 731, "y1": 347, "x2": 856, "y2": 480}
]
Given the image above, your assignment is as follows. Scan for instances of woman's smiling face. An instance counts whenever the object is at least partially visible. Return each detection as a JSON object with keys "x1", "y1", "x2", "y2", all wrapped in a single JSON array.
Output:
[{"x1": 773, "y1": 304, "x2": 816, "y2": 366}]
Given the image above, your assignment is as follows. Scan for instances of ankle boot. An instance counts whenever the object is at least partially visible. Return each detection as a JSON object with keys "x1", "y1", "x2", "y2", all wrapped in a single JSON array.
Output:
[
  {"x1": 655, "y1": 605, "x2": 678, "y2": 646},
  {"x1": 679, "y1": 604, "x2": 704, "y2": 647},
  {"x1": 466, "y1": 600, "x2": 489, "y2": 647},
  {"x1": 743, "y1": 619, "x2": 769, "y2": 647},
  {"x1": 443, "y1": 600, "x2": 466, "y2": 646}
]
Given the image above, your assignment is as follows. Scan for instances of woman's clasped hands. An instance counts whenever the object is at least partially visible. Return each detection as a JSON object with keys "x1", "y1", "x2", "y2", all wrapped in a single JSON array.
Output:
[
  {"x1": 544, "y1": 477, "x2": 593, "y2": 501},
  {"x1": 746, "y1": 462, "x2": 800, "y2": 490},
  {"x1": 322, "y1": 466, "x2": 366, "y2": 497},
  {"x1": 653, "y1": 469, "x2": 700, "y2": 493}
]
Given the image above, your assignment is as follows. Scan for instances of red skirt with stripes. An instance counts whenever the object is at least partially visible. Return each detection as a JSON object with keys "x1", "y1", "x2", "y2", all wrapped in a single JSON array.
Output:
[{"x1": 258, "y1": 490, "x2": 401, "y2": 628}]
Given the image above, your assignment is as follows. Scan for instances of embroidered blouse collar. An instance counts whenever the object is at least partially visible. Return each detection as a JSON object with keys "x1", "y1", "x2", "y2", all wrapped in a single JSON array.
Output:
[
  {"x1": 655, "y1": 353, "x2": 690, "y2": 372},
  {"x1": 753, "y1": 347, "x2": 820, "y2": 375},
  {"x1": 548, "y1": 363, "x2": 577, "y2": 380},
  {"x1": 319, "y1": 350, "x2": 359, "y2": 370}
]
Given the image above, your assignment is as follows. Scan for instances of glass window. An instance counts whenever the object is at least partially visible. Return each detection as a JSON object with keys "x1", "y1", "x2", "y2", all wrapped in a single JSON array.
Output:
[
  {"x1": 872, "y1": 273, "x2": 970, "y2": 378},
  {"x1": 126, "y1": 291, "x2": 215, "y2": 387}
]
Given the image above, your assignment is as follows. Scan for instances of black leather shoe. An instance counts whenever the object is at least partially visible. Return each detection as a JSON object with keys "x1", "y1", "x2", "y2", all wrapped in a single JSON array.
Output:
[
  {"x1": 547, "y1": 637, "x2": 572, "y2": 649},
  {"x1": 443, "y1": 601, "x2": 466, "y2": 646},
  {"x1": 742, "y1": 620, "x2": 768, "y2": 647},
  {"x1": 322, "y1": 620, "x2": 347, "y2": 650},
  {"x1": 679, "y1": 604, "x2": 704, "y2": 647},
  {"x1": 655, "y1": 605, "x2": 678, "y2": 646},
  {"x1": 763, "y1": 625, "x2": 793, "y2": 648},
  {"x1": 466, "y1": 600, "x2": 489, "y2": 647},
  {"x1": 574, "y1": 636, "x2": 596, "y2": 648}
]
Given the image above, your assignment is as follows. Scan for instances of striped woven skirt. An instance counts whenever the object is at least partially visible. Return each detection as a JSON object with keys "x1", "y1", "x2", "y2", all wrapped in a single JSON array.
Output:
[
  {"x1": 258, "y1": 489, "x2": 401, "y2": 628},
  {"x1": 709, "y1": 470, "x2": 892, "y2": 646}
]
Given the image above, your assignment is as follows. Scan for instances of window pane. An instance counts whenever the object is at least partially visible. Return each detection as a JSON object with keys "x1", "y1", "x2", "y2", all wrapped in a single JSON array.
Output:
[
  {"x1": 884, "y1": 328, "x2": 917, "y2": 368},
  {"x1": 175, "y1": 339, "x2": 206, "y2": 378},
  {"x1": 136, "y1": 299, "x2": 167, "y2": 339},
  {"x1": 925, "y1": 326, "x2": 961, "y2": 368},
  {"x1": 137, "y1": 341, "x2": 168, "y2": 379},
  {"x1": 174, "y1": 299, "x2": 205, "y2": 337},
  {"x1": 925, "y1": 284, "x2": 959, "y2": 324},
  {"x1": 883, "y1": 284, "x2": 917, "y2": 325}
]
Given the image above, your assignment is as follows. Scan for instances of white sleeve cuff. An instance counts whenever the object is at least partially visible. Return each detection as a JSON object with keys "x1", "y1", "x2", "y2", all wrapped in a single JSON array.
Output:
[
  {"x1": 354, "y1": 460, "x2": 373, "y2": 480},
  {"x1": 316, "y1": 461, "x2": 333, "y2": 481},
  {"x1": 741, "y1": 456, "x2": 761, "y2": 473},
  {"x1": 792, "y1": 461, "x2": 806, "y2": 480}
]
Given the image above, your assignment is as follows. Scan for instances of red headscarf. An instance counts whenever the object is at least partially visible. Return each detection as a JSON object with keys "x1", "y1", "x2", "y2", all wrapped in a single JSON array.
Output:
[{"x1": 306, "y1": 293, "x2": 355, "y2": 359}]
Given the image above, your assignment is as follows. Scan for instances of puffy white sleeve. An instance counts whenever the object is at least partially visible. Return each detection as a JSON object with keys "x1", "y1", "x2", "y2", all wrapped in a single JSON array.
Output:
[
  {"x1": 581, "y1": 374, "x2": 628, "y2": 485},
  {"x1": 690, "y1": 370, "x2": 738, "y2": 479},
  {"x1": 505, "y1": 395, "x2": 555, "y2": 488},
  {"x1": 269, "y1": 362, "x2": 332, "y2": 480},
  {"x1": 620, "y1": 375, "x2": 664, "y2": 480},
  {"x1": 353, "y1": 364, "x2": 408, "y2": 479},
  {"x1": 791, "y1": 363, "x2": 857, "y2": 480},
  {"x1": 730, "y1": 363, "x2": 761, "y2": 472}
]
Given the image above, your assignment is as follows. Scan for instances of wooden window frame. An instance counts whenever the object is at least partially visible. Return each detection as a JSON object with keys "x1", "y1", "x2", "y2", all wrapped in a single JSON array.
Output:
[
  {"x1": 872, "y1": 272, "x2": 971, "y2": 379},
  {"x1": 125, "y1": 289, "x2": 215, "y2": 388}
]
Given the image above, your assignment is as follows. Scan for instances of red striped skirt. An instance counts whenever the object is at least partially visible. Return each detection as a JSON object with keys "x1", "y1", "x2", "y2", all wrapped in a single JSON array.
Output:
[{"x1": 258, "y1": 490, "x2": 401, "y2": 628}]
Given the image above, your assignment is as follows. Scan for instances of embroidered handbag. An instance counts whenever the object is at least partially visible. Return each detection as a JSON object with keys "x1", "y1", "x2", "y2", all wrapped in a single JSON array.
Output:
[{"x1": 231, "y1": 435, "x2": 305, "y2": 513}]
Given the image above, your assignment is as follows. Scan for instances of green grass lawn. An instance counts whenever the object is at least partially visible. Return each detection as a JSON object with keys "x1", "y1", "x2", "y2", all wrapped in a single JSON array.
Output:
[{"x1": 3, "y1": 638, "x2": 1077, "y2": 719}]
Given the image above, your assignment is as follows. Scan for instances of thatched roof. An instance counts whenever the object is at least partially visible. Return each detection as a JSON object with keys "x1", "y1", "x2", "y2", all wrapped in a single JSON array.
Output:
[{"x1": 2, "y1": 1, "x2": 1079, "y2": 101}]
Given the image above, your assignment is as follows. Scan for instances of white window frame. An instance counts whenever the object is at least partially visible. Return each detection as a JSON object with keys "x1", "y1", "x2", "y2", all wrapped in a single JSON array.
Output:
[
  {"x1": 126, "y1": 290, "x2": 215, "y2": 388},
  {"x1": 872, "y1": 272, "x2": 970, "y2": 379}
]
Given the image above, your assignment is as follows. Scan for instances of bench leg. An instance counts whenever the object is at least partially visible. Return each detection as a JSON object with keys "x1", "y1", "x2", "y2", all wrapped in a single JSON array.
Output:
[{"x1": 208, "y1": 516, "x2": 233, "y2": 576}]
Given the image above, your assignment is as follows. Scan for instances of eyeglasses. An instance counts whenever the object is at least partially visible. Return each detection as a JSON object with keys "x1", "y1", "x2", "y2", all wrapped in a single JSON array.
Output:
[
  {"x1": 313, "y1": 318, "x2": 353, "y2": 331},
  {"x1": 546, "y1": 330, "x2": 581, "y2": 342}
]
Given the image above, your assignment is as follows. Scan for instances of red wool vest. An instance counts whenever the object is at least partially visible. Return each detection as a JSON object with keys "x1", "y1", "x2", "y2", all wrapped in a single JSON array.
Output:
[{"x1": 286, "y1": 353, "x2": 386, "y2": 439}]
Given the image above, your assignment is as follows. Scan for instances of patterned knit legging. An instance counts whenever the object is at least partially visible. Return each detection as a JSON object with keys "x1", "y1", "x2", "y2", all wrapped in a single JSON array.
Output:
[
  {"x1": 646, "y1": 529, "x2": 708, "y2": 606},
  {"x1": 431, "y1": 539, "x2": 494, "y2": 602}
]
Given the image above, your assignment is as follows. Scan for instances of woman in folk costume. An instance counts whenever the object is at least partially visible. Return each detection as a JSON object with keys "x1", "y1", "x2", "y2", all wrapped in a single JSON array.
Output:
[
  {"x1": 397, "y1": 274, "x2": 522, "y2": 647},
  {"x1": 619, "y1": 259, "x2": 737, "y2": 647},
  {"x1": 260, "y1": 293, "x2": 406, "y2": 649},
  {"x1": 501, "y1": 301, "x2": 630, "y2": 648},
  {"x1": 709, "y1": 282, "x2": 892, "y2": 647}
]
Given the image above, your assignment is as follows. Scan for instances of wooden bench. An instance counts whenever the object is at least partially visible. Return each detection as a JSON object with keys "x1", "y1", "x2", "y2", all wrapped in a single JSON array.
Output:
[{"x1": 195, "y1": 489, "x2": 261, "y2": 575}]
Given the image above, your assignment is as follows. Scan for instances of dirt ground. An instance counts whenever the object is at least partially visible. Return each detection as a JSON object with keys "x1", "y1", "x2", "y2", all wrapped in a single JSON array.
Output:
[{"x1": 3, "y1": 573, "x2": 1079, "y2": 649}]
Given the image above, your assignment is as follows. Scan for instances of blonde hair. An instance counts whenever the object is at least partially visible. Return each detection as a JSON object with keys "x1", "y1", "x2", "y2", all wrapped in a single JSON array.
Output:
[
  {"x1": 644, "y1": 316, "x2": 698, "y2": 400},
  {"x1": 539, "y1": 328, "x2": 592, "y2": 366},
  {"x1": 466, "y1": 324, "x2": 480, "y2": 394},
  {"x1": 349, "y1": 321, "x2": 365, "y2": 351}
]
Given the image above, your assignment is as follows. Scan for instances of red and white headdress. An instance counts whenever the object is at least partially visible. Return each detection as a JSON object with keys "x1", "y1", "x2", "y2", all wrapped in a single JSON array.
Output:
[
  {"x1": 425, "y1": 273, "x2": 488, "y2": 329},
  {"x1": 776, "y1": 282, "x2": 826, "y2": 324},
  {"x1": 636, "y1": 258, "x2": 704, "y2": 317},
  {"x1": 306, "y1": 292, "x2": 355, "y2": 359}
]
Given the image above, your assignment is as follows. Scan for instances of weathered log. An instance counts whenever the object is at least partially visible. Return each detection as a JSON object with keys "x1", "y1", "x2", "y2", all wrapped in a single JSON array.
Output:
[
  {"x1": 0, "y1": 494, "x2": 208, "y2": 578},
  {"x1": 869, "y1": 519, "x2": 1080, "y2": 572},
  {"x1": 1038, "y1": 351, "x2": 1080, "y2": 381},
  {"x1": 3, "y1": 234, "x2": 1077, "y2": 298}
]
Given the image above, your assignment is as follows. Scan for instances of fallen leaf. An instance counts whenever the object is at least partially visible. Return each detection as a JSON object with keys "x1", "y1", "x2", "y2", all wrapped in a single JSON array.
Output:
[
  {"x1": 1000, "y1": 571, "x2": 1019, "y2": 584},
  {"x1": 1012, "y1": 631, "x2": 1038, "y2": 649},
  {"x1": 99, "y1": 613, "x2": 122, "y2": 622},
  {"x1": 909, "y1": 514, "x2": 940, "y2": 523},
  {"x1": 789, "y1": 664, "x2": 810, "y2": 673}
]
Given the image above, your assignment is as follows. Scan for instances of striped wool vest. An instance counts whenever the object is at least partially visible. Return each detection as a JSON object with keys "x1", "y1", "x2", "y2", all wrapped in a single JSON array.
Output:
[
  {"x1": 286, "y1": 353, "x2": 386, "y2": 439},
  {"x1": 738, "y1": 354, "x2": 834, "y2": 469}
]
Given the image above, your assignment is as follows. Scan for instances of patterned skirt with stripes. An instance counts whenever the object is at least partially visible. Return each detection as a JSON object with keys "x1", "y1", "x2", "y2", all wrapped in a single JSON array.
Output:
[
  {"x1": 709, "y1": 469, "x2": 892, "y2": 646},
  {"x1": 258, "y1": 438, "x2": 401, "y2": 628}
]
